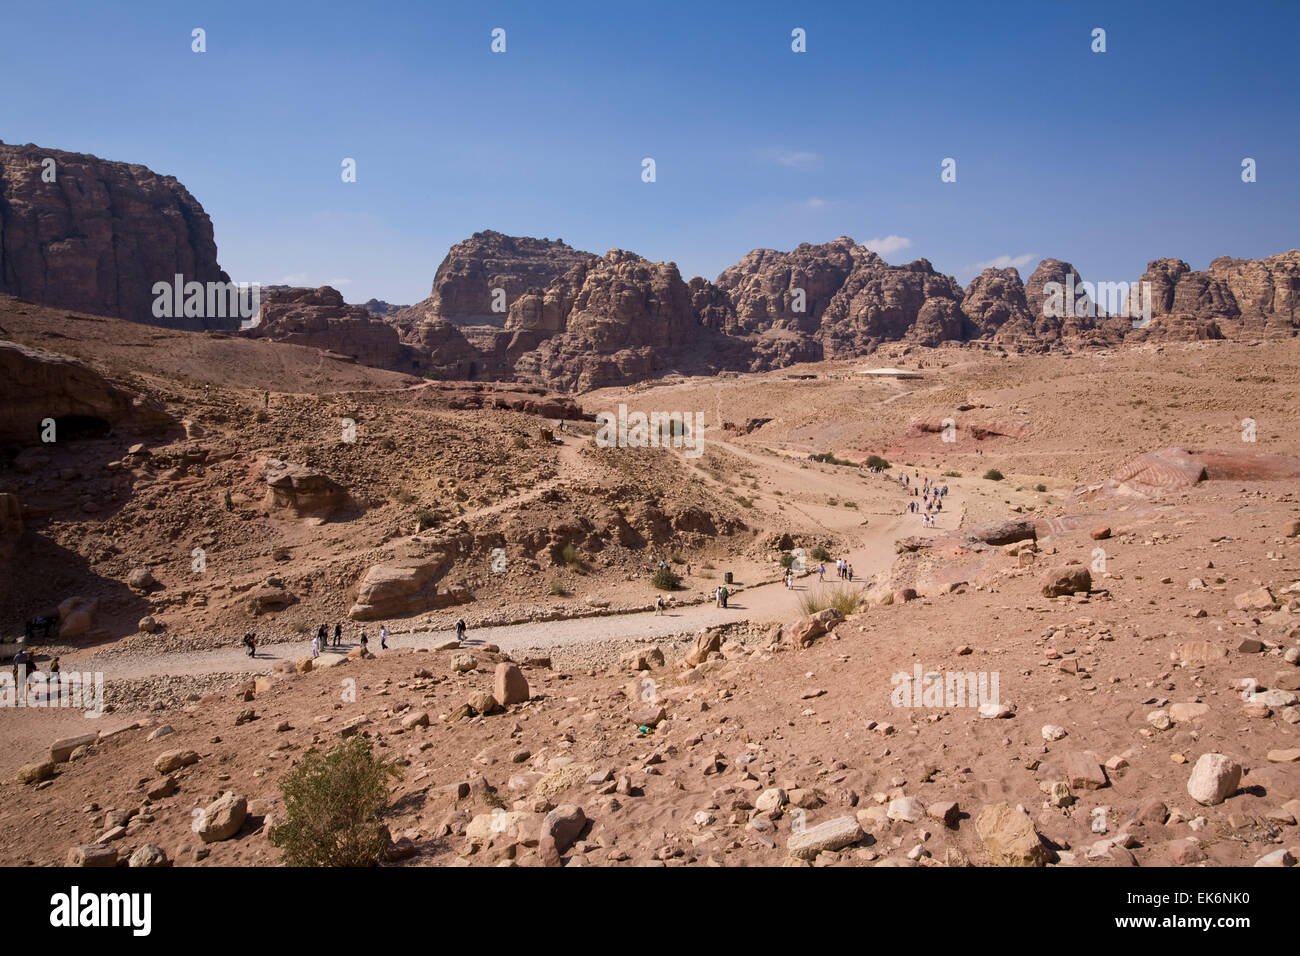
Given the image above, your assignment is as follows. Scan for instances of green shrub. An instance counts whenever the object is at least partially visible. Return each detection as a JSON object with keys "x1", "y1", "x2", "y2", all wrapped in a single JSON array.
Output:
[
  {"x1": 415, "y1": 509, "x2": 437, "y2": 531},
  {"x1": 254, "y1": 409, "x2": 270, "y2": 423},
  {"x1": 651, "y1": 566, "x2": 682, "y2": 590},
  {"x1": 942, "y1": 471, "x2": 962, "y2": 478},
  {"x1": 1035, "y1": 483, "x2": 1047, "y2": 493},
  {"x1": 548, "y1": 579, "x2": 569, "y2": 596},
  {"x1": 779, "y1": 551, "x2": 796, "y2": 569},
  {"x1": 561, "y1": 542, "x2": 583, "y2": 569},
  {"x1": 865, "y1": 455, "x2": 890, "y2": 470},
  {"x1": 797, "y1": 585, "x2": 861, "y2": 617},
  {"x1": 983, "y1": 469, "x2": 1004, "y2": 482},
  {"x1": 810, "y1": 546, "x2": 832, "y2": 561},
  {"x1": 270, "y1": 736, "x2": 401, "y2": 867}
]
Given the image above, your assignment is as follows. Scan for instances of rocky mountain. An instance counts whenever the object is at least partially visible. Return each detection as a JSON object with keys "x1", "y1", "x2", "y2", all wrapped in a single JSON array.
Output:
[
  {"x1": 243, "y1": 286, "x2": 423, "y2": 372},
  {"x1": 503, "y1": 251, "x2": 726, "y2": 392},
  {"x1": 0, "y1": 141, "x2": 231, "y2": 329},
  {"x1": 388, "y1": 231, "x2": 596, "y2": 333},
  {"x1": 360, "y1": 298, "x2": 407, "y2": 317}
]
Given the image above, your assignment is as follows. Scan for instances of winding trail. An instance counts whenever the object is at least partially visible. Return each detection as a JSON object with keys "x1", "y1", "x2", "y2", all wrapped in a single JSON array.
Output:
[{"x1": 62, "y1": 452, "x2": 965, "y2": 680}]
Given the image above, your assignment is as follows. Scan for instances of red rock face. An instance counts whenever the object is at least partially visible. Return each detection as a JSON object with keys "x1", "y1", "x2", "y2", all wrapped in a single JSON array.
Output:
[
  {"x1": 0, "y1": 141, "x2": 230, "y2": 329},
  {"x1": 819, "y1": 256, "x2": 969, "y2": 355},
  {"x1": 962, "y1": 268, "x2": 1034, "y2": 339},
  {"x1": 243, "y1": 286, "x2": 412, "y2": 371},
  {"x1": 388, "y1": 230, "x2": 595, "y2": 333},
  {"x1": 714, "y1": 237, "x2": 863, "y2": 335}
]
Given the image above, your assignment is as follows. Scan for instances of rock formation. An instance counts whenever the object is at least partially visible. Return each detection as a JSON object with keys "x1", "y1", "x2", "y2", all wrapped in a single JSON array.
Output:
[
  {"x1": 243, "y1": 286, "x2": 420, "y2": 372},
  {"x1": 0, "y1": 339, "x2": 171, "y2": 445},
  {"x1": 389, "y1": 231, "x2": 595, "y2": 332},
  {"x1": 0, "y1": 141, "x2": 231, "y2": 328},
  {"x1": 819, "y1": 255, "x2": 969, "y2": 355}
]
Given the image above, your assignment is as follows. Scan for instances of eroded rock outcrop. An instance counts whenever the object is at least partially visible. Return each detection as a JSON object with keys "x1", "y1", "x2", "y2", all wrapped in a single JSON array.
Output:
[
  {"x1": 0, "y1": 339, "x2": 171, "y2": 444},
  {"x1": 0, "y1": 141, "x2": 231, "y2": 327},
  {"x1": 243, "y1": 287, "x2": 413, "y2": 370},
  {"x1": 389, "y1": 231, "x2": 595, "y2": 332}
]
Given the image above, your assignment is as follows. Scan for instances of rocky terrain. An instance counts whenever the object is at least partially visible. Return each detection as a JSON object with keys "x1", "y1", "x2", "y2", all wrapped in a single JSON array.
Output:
[{"x1": 2, "y1": 292, "x2": 1298, "y2": 867}]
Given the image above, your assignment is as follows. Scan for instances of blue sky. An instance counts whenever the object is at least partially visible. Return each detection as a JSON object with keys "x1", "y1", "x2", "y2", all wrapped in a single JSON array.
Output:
[{"x1": 3, "y1": 0, "x2": 1297, "y2": 304}]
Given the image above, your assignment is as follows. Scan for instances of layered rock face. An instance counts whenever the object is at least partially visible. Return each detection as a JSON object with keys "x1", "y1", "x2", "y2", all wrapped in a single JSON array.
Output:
[
  {"x1": 243, "y1": 286, "x2": 413, "y2": 371},
  {"x1": 961, "y1": 268, "x2": 1035, "y2": 339},
  {"x1": 0, "y1": 142, "x2": 231, "y2": 329},
  {"x1": 1208, "y1": 251, "x2": 1300, "y2": 332},
  {"x1": 819, "y1": 255, "x2": 969, "y2": 356},
  {"x1": 390, "y1": 231, "x2": 595, "y2": 331},
  {"x1": 713, "y1": 237, "x2": 863, "y2": 335},
  {"x1": 505, "y1": 251, "x2": 708, "y2": 391},
  {"x1": 0, "y1": 339, "x2": 170, "y2": 445}
]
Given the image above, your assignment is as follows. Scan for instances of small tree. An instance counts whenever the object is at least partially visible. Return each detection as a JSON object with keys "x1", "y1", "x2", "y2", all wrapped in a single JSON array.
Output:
[
  {"x1": 865, "y1": 455, "x2": 890, "y2": 470},
  {"x1": 270, "y1": 736, "x2": 401, "y2": 867},
  {"x1": 810, "y1": 546, "x2": 832, "y2": 561},
  {"x1": 651, "y1": 566, "x2": 681, "y2": 590},
  {"x1": 779, "y1": 551, "x2": 796, "y2": 569},
  {"x1": 983, "y1": 469, "x2": 1004, "y2": 481}
]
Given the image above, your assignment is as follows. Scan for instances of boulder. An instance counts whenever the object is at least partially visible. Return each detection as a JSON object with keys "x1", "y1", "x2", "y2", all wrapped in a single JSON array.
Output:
[
  {"x1": 1186, "y1": 753, "x2": 1242, "y2": 806},
  {"x1": 153, "y1": 749, "x2": 199, "y2": 775},
  {"x1": 1040, "y1": 566, "x2": 1091, "y2": 597},
  {"x1": 494, "y1": 663, "x2": 530, "y2": 706},
  {"x1": 786, "y1": 815, "x2": 864, "y2": 860},
  {"x1": 197, "y1": 792, "x2": 248, "y2": 843},
  {"x1": 975, "y1": 803, "x2": 1048, "y2": 866},
  {"x1": 49, "y1": 733, "x2": 97, "y2": 763}
]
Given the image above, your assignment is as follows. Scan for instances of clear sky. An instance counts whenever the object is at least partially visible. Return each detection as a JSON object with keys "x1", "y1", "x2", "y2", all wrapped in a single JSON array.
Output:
[{"x1": 2, "y1": 0, "x2": 1297, "y2": 305}]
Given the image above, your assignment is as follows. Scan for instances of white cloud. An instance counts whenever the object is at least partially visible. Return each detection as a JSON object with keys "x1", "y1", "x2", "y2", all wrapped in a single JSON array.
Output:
[
  {"x1": 803, "y1": 197, "x2": 830, "y2": 208},
  {"x1": 966, "y1": 253, "x2": 1037, "y2": 272},
  {"x1": 862, "y1": 235, "x2": 913, "y2": 257},
  {"x1": 772, "y1": 150, "x2": 822, "y2": 168}
]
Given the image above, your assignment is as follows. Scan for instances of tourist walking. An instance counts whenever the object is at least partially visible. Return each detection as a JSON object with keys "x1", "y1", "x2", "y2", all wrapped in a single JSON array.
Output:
[
  {"x1": 455, "y1": 618, "x2": 466, "y2": 643},
  {"x1": 334, "y1": 622, "x2": 342, "y2": 647},
  {"x1": 379, "y1": 625, "x2": 389, "y2": 650}
]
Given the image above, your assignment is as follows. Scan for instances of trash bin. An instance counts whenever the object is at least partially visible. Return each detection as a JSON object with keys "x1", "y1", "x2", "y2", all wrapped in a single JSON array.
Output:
[{"x1": 724, "y1": 572, "x2": 733, "y2": 584}]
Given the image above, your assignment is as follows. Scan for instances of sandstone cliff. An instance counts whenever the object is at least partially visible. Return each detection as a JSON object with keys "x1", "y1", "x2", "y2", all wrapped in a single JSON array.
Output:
[{"x1": 0, "y1": 141, "x2": 231, "y2": 329}]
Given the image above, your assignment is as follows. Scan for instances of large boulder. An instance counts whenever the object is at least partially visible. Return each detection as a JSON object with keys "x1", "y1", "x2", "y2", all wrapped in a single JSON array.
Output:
[
  {"x1": 348, "y1": 549, "x2": 461, "y2": 621},
  {"x1": 975, "y1": 802, "x2": 1048, "y2": 866},
  {"x1": 1186, "y1": 753, "x2": 1242, "y2": 806},
  {"x1": 780, "y1": 608, "x2": 846, "y2": 648},
  {"x1": 262, "y1": 459, "x2": 348, "y2": 521},
  {"x1": 197, "y1": 791, "x2": 248, "y2": 843},
  {"x1": 493, "y1": 663, "x2": 530, "y2": 706},
  {"x1": 56, "y1": 596, "x2": 97, "y2": 639},
  {"x1": 1040, "y1": 566, "x2": 1092, "y2": 597}
]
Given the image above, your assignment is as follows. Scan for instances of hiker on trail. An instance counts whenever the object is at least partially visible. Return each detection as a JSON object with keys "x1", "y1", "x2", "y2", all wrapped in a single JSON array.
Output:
[
  {"x1": 203, "y1": 384, "x2": 210, "y2": 400},
  {"x1": 311, "y1": 634, "x2": 320, "y2": 658},
  {"x1": 380, "y1": 625, "x2": 389, "y2": 650},
  {"x1": 264, "y1": 390, "x2": 270, "y2": 407},
  {"x1": 223, "y1": 490, "x2": 233, "y2": 511},
  {"x1": 317, "y1": 624, "x2": 328, "y2": 648},
  {"x1": 720, "y1": 586, "x2": 729, "y2": 609},
  {"x1": 714, "y1": 587, "x2": 721, "y2": 607},
  {"x1": 655, "y1": 595, "x2": 665, "y2": 616},
  {"x1": 818, "y1": 564, "x2": 825, "y2": 581},
  {"x1": 49, "y1": 657, "x2": 60, "y2": 676},
  {"x1": 360, "y1": 632, "x2": 369, "y2": 653},
  {"x1": 242, "y1": 632, "x2": 256, "y2": 657},
  {"x1": 847, "y1": 565, "x2": 854, "y2": 582},
  {"x1": 685, "y1": 563, "x2": 691, "y2": 576},
  {"x1": 334, "y1": 622, "x2": 342, "y2": 647},
  {"x1": 455, "y1": 618, "x2": 466, "y2": 643}
]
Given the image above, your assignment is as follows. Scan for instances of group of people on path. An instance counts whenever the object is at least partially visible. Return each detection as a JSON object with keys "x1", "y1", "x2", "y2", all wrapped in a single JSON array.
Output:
[
  {"x1": 713, "y1": 586, "x2": 730, "y2": 608},
  {"x1": 899, "y1": 471, "x2": 949, "y2": 527}
]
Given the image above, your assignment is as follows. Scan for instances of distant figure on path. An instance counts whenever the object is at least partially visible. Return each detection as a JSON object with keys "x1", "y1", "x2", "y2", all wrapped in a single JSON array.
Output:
[
  {"x1": 380, "y1": 625, "x2": 389, "y2": 650},
  {"x1": 311, "y1": 634, "x2": 320, "y2": 658},
  {"x1": 455, "y1": 618, "x2": 466, "y2": 643},
  {"x1": 654, "y1": 595, "x2": 665, "y2": 616},
  {"x1": 334, "y1": 622, "x2": 342, "y2": 647},
  {"x1": 360, "y1": 632, "x2": 369, "y2": 653}
]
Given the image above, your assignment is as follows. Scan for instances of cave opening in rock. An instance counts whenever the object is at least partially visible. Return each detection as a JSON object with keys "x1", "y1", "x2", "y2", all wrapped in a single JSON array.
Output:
[{"x1": 51, "y1": 414, "x2": 112, "y2": 441}]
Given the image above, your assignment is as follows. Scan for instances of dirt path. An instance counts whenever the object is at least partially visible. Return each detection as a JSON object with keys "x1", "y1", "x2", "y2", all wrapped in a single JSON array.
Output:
[{"x1": 59, "y1": 462, "x2": 964, "y2": 681}]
